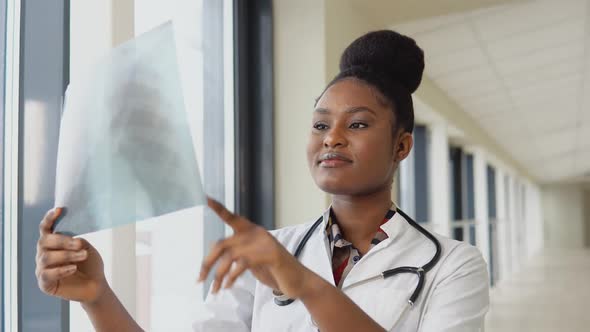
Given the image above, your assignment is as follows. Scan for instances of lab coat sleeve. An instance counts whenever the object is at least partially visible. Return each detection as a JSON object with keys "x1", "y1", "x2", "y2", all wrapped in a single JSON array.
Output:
[
  {"x1": 192, "y1": 270, "x2": 256, "y2": 332},
  {"x1": 419, "y1": 243, "x2": 490, "y2": 332}
]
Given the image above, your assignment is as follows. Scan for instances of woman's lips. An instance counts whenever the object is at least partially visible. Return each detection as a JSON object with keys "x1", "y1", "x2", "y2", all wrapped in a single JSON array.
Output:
[
  {"x1": 319, "y1": 159, "x2": 353, "y2": 168},
  {"x1": 318, "y1": 152, "x2": 353, "y2": 168}
]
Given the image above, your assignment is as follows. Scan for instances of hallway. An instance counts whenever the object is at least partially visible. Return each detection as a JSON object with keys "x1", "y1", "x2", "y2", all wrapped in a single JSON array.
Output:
[{"x1": 485, "y1": 250, "x2": 590, "y2": 332}]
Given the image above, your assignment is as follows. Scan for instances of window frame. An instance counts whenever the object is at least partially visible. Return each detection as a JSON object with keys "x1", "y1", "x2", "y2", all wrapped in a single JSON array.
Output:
[
  {"x1": 449, "y1": 146, "x2": 477, "y2": 245},
  {"x1": 233, "y1": 0, "x2": 275, "y2": 229},
  {"x1": 3, "y1": 0, "x2": 71, "y2": 331},
  {"x1": 399, "y1": 124, "x2": 431, "y2": 224},
  {"x1": 487, "y1": 164, "x2": 498, "y2": 286},
  {"x1": 2, "y1": 0, "x2": 19, "y2": 329},
  {"x1": 1, "y1": 0, "x2": 8, "y2": 328}
]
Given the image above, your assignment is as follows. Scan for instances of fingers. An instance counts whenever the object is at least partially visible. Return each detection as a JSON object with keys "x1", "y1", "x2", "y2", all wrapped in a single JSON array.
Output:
[
  {"x1": 39, "y1": 208, "x2": 63, "y2": 236},
  {"x1": 207, "y1": 197, "x2": 251, "y2": 232},
  {"x1": 197, "y1": 220, "x2": 280, "y2": 293},
  {"x1": 36, "y1": 249, "x2": 87, "y2": 269},
  {"x1": 223, "y1": 260, "x2": 248, "y2": 289},
  {"x1": 37, "y1": 265, "x2": 77, "y2": 293},
  {"x1": 207, "y1": 197, "x2": 235, "y2": 222},
  {"x1": 38, "y1": 234, "x2": 82, "y2": 251},
  {"x1": 211, "y1": 253, "x2": 234, "y2": 294},
  {"x1": 198, "y1": 237, "x2": 239, "y2": 283},
  {"x1": 76, "y1": 237, "x2": 93, "y2": 250}
]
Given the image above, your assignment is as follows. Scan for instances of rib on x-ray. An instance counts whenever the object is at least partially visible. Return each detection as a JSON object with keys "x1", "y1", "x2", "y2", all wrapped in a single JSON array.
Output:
[{"x1": 53, "y1": 22, "x2": 205, "y2": 236}]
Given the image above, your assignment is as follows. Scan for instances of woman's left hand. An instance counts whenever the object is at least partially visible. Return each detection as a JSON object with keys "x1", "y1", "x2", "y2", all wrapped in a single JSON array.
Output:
[{"x1": 198, "y1": 197, "x2": 314, "y2": 299}]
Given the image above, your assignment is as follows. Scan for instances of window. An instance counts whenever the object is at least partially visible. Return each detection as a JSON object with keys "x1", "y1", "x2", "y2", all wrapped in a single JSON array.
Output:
[
  {"x1": 465, "y1": 153, "x2": 475, "y2": 245},
  {"x1": 4, "y1": 1, "x2": 71, "y2": 331},
  {"x1": 5, "y1": 0, "x2": 273, "y2": 330},
  {"x1": 399, "y1": 124, "x2": 430, "y2": 223},
  {"x1": 502, "y1": 174, "x2": 512, "y2": 272},
  {"x1": 487, "y1": 166, "x2": 497, "y2": 219},
  {"x1": 449, "y1": 146, "x2": 476, "y2": 245},
  {"x1": 413, "y1": 125, "x2": 430, "y2": 223},
  {"x1": 67, "y1": 0, "x2": 234, "y2": 331},
  {"x1": 449, "y1": 147, "x2": 462, "y2": 222},
  {"x1": 487, "y1": 165, "x2": 498, "y2": 286}
]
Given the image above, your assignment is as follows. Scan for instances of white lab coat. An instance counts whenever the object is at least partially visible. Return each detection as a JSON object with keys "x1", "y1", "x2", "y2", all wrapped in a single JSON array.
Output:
[{"x1": 193, "y1": 209, "x2": 489, "y2": 331}]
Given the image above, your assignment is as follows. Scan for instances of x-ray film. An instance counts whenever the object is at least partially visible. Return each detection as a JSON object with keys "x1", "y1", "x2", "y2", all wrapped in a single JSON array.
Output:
[{"x1": 53, "y1": 22, "x2": 205, "y2": 236}]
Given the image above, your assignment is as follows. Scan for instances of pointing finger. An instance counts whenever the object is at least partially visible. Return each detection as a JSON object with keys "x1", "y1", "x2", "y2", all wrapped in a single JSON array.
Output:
[{"x1": 207, "y1": 197, "x2": 250, "y2": 232}]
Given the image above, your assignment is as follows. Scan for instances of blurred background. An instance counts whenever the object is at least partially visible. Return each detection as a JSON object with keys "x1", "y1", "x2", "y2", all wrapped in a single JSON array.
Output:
[{"x1": 2, "y1": 0, "x2": 589, "y2": 331}]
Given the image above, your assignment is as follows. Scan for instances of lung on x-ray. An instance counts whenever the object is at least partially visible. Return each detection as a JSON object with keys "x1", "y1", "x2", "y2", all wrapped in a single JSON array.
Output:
[{"x1": 53, "y1": 22, "x2": 205, "y2": 236}]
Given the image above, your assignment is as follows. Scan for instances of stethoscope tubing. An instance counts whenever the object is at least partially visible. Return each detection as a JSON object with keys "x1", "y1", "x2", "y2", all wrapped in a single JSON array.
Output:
[{"x1": 274, "y1": 208, "x2": 442, "y2": 308}]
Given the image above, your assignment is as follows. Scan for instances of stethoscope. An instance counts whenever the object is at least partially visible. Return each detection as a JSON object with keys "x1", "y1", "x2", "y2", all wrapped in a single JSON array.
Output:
[{"x1": 274, "y1": 208, "x2": 442, "y2": 314}]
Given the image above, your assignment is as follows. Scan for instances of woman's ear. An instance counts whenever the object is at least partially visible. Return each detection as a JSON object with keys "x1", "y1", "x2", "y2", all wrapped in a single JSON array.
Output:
[{"x1": 394, "y1": 132, "x2": 413, "y2": 163}]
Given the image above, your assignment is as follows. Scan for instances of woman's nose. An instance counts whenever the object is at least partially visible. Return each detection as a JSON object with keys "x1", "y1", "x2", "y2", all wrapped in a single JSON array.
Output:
[{"x1": 323, "y1": 127, "x2": 347, "y2": 148}]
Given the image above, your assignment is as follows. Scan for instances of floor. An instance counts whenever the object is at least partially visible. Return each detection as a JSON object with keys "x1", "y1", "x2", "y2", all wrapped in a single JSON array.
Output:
[{"x1": 485, "y1": 249, "x2": 590, "y2": 332}]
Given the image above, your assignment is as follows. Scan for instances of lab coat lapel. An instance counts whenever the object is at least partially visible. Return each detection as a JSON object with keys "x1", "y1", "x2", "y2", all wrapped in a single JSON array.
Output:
[
  {"x1": 299, "y1": 208, "x2": 336, "y2": 286},
  {"x1": 338, "y1": 212, "x2": 414, "y2": 331},
  {"x1": 340, "y1": 212, "x2": 411, "y2": 289}
]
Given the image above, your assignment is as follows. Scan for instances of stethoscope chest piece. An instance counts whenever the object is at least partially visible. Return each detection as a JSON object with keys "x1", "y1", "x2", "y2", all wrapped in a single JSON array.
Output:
[{"x1": 273, "y1": 289, "x2": 295, "y2": 306}]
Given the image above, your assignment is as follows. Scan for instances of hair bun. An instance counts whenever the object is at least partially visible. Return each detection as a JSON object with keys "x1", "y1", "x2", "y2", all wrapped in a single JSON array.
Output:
[{"x1": 339, "y1": 30, "x2": 425, "y2": 94}]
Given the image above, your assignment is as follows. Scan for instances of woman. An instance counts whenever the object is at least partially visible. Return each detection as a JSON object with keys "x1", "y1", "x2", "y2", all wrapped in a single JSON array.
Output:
[{"x1": 36, "y1": 30, "x2": 489, "y2": 331}]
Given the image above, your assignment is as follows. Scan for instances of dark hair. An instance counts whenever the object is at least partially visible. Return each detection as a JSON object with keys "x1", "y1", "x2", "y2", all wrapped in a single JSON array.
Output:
[{"x1": 320, "y1": 30, "x2": 424, "y2": 134}]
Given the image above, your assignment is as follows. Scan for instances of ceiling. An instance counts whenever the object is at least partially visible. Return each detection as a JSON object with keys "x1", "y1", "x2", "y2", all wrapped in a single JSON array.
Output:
[{"x1": 383, "y1": 0, "x2": 590, "y2": 183}]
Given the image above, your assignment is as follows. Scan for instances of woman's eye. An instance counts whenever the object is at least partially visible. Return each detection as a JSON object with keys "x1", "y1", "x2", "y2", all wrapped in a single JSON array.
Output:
[
  {"x1": 349, "y1": 122, "x2": 368, "y2": 129},
  {"x1": 313, "y1": 123, "x2": 328, "y2": 130}
]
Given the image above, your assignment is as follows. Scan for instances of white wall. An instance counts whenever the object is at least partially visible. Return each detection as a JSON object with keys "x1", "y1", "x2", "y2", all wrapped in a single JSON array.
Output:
[
  {"x1": 472, "y1": 147, "x2": 490, "y2": 264},
  {"x1": 542, "y1": 185, "x2": 587, "y2": 249},
  {"x1": 273, "y1": 0, "x2": 329, "y2": 227},
  {"x1": 584, "y1": 189, "x2": 590, "y2": 247},
  {"x1": 585, "y1": 190, "x2": 590, "y2": 247},
  {"x1": 525, "y1": 183, "x2": 544, "y2": 256}
]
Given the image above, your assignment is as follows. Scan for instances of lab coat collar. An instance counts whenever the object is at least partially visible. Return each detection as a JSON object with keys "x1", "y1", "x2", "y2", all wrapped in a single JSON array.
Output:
[
  {"x1": 320, "y1": 202, "x2": 404, "y2": 240},
  {"x1": 320, "y1": 206, "x2": 332, "y2": 235},
  {"x1": 379, "y1": 207, "x2": 411, "y2": 243},
  {"x1": 310, "y1": 208, "x2": 337, "y2": 287},
  {"x1": 319, "y1": 205, "x2": 413, "y2": 290}
]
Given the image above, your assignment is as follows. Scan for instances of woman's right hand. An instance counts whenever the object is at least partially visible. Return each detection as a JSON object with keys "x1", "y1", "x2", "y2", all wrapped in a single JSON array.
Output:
[{"x1": 36, "y1": 208, "x2": 108, "y2": 304}]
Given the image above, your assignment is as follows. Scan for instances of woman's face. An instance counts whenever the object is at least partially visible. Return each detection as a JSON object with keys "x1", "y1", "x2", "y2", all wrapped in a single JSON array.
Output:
[{"x1": 307, "y1": 78, "x2": 412, "y2": 196}]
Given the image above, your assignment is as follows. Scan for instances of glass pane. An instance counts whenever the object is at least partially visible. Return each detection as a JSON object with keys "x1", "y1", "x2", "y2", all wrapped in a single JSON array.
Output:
[
  {"x1": 413, "y1": 125, "x2": 429, "y2": 223},
  {"x1": 465, "y1": 153, "x2": 475, "y2": 220},
  {"x1": 487, "y1": 165, "x2": 497, "y2": 219},
  {"x1": 488, "y1": 222, "x2": 496, "y2": 286},
  {"x1": 19, "y1": 1, "x2": 69, "y2": 330},
  {"x1": 453, "y1": 227, "x2": 463, "y2": 241},
  {"x1": 134, "y1": 0, "x2": 226, "y2": 332},
  {"x1": 449, "y1": 146, "x2": 463, "y2": 221},
  {"x1": 68, "y1": 1, "x2": 231, "y2": 331},
  {"x1": 469, "y1": 224, "x2": 476, "y2": 246}
]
